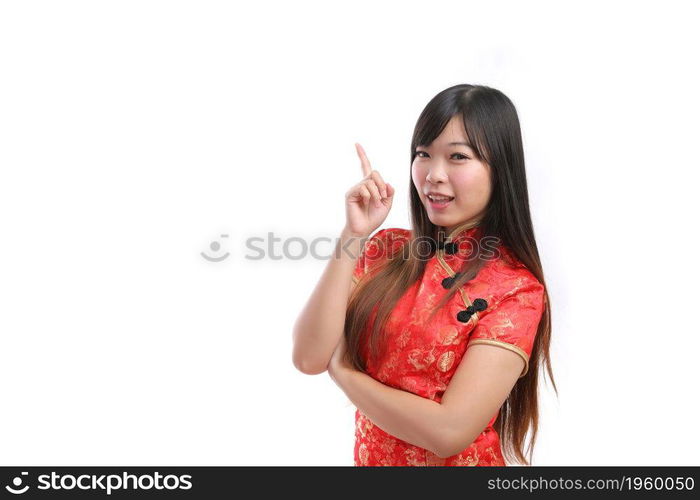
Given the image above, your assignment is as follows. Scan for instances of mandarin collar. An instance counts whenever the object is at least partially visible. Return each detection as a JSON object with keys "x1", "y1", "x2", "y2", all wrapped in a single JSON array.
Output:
[
  {"x1": 444, "y1": 219, "x2": 482, "y2": 243},
  {"x1": 432, "y1": 219, "x2": 482, "y2": 257}
]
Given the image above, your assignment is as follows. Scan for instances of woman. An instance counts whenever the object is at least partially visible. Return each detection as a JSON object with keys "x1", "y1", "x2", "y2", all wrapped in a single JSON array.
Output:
[{"x1": 292, "y1": 83, "x2": 555, "y2": 466}]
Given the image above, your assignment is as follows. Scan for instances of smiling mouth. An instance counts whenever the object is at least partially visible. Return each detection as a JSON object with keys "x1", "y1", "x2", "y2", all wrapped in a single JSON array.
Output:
[{"x1": 427, "y1": 195, "x2": 455, "y2": 202}]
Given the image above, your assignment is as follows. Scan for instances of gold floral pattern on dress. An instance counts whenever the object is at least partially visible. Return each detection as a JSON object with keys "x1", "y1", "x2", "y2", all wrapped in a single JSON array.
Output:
[
  {"x1": 396, "y1": 328, "x2": 412, "y2": 349},
  {"x1": 488, "y1": 315, "x2": 516, "y2": 337},
  {"x1": 425, "y1": 451, "x2": 446, "y2": 466},
  {"x1": 358, "y1": 443, "x2": 369, "y2": 465},
  {"x1": 438, "y1": 325, "x2": 459, "y2": 345},
  {"x1": 481, "y1": 445, "x2": 501, "y2": 463},
  {"x1": 351, "y1": 227, "x2": 545, "y2": 466},
  {"x1": 404, "y1": 447, "x2": 423, "y2": 466},
  {"x1": 450, "y1": 452, "x2": 479, "y2": 466},
  {"x1": 407, "y1": 347, "x2": 436, "y2": 371},
  {"x1": 436, "y1": 350, "x2": 455, "y2": 372}
]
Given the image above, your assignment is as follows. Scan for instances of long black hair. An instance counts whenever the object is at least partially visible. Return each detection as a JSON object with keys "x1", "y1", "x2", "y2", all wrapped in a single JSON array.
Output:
[{"x1": 346, "y1": 84, "x2": 555, "y2": 465}]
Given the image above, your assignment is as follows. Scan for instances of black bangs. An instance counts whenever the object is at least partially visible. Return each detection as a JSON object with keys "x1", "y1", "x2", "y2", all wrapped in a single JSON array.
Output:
[
  {"x1": 411, "y1": 97, "x2": 456, "y2": 158},
  {"x1": 411, "y1": 85, "x2": 491, "y2": 165}
]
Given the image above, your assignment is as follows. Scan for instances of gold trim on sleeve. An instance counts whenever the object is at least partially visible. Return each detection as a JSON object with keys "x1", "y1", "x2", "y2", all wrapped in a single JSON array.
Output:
[{"x1": 466, "y1": 339, "x2": 529, "y2": 378}]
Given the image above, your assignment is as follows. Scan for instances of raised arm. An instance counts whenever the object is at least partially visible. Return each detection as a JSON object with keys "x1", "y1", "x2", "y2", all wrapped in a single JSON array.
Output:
[{"x1": 292, "y1": 143, "x2": 395, "y2": 375}]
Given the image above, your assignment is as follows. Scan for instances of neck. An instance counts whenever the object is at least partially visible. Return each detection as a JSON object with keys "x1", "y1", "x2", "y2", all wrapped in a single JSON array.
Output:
[{"x1": 445, "y1": 219, "x2": 482, "y2": 240}]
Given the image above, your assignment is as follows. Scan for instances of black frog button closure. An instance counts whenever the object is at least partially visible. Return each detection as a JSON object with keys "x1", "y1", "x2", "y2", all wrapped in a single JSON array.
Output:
[
  {"x1": 438, "y1": 240, "x2": 459, "y2": 255},
  {"x1": 441, "y1": 272, "x2": 462, "y2": 289},
  {"x1": 457, "y1": 298, "x2": 488, "y2": 323},
  {"x1": 430, "y1": 239, "x2": 459, "y2": 255}
]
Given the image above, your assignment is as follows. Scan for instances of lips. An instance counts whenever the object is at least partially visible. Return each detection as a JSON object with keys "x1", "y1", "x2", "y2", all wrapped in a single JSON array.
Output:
[{"x1": 427, "y1": 194, "x2": 455, "y2": 202}]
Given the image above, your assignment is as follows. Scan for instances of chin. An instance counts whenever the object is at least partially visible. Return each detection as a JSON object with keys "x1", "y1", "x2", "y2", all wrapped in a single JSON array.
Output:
[{"x1": 427, "y1": 214, "x2": 450, "y2": 225}]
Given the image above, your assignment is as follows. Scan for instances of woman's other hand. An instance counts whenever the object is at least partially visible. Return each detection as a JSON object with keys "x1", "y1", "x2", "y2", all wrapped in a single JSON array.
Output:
[{"x1": 328, "y1": 333, "x2": 353, "y2": 381}]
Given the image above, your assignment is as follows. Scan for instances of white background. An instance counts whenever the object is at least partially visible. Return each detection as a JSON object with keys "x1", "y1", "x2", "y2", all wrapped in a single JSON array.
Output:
[{"x1": 1, "y1": 0, "x2": 698, "y2": 465}]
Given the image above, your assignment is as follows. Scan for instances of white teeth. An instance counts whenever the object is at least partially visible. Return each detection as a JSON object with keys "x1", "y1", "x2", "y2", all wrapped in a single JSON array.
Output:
[{"x1": 429, "y1": 195, "x2": 453, "y2": 202}]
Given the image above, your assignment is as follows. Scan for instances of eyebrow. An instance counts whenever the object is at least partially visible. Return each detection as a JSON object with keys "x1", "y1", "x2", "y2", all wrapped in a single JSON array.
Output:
[
  {"x1": 418, "y1": 141, "x2": 475, "y2": 150},
  {"x1": 447, "y1": 141, "x2": 473, "y2": 149}
]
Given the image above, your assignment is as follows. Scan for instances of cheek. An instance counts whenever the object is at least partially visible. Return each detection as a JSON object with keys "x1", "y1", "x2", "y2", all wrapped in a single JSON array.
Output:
[
  {"x1": 450, "y1": 170, "x2": 473, "y2": 193},
  {"x1": 452, "y1": 170, "x2": 491, "y2": 203},
  {"x1": 411, "y1": 164, "x2": 425, "y2": 187}
]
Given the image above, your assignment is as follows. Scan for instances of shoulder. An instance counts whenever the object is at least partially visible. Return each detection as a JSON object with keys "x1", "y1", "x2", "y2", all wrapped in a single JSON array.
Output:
[
  {"x1": 468, "y1": 245, "x2": 546, "y2": 372},
  {"x1": 352, "y1": 227, "x2": 411, "y2": 283},
  {"x1": 480, "y1": 243, "x2": 544, "y2": 305},
  {"x1": 362, "y1": 227, "x2": 411, "y2": 259},
  {"x1": 369, "y1": 226, "x2": 412, "y2": 242}
]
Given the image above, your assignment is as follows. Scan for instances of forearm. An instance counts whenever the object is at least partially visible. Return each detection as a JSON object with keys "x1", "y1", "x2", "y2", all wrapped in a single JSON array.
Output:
[
  {"x1": 292, "y1": 228, "x2": 366, "y2": 374},
  {"x1": 331, "y1": 367, "x2": 449, "y2": 457}
]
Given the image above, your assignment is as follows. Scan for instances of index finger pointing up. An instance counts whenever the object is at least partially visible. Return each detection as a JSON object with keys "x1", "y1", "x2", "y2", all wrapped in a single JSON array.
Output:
[{"x1": 355, "y1": 142, "x2": 372, "y2": 178}]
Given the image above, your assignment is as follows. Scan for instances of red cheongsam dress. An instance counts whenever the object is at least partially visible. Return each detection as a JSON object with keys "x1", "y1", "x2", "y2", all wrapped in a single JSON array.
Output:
[{"x1": 350, "y1": 221, "x2": 545, "y2": 466}]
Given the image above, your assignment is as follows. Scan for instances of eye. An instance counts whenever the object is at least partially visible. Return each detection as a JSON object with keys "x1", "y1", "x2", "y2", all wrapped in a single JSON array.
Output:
[{"x1": 415, "y1": 151, "x2": 470, "y2": 160}]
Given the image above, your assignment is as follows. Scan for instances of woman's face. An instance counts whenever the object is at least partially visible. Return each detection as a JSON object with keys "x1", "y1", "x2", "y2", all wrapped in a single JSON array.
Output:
[{"x1": 411, "y1": 114, "x2": 492, "y2": 234}]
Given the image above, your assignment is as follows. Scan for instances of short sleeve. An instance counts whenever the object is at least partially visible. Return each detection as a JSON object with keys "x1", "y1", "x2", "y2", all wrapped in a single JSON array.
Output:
[
  {"x1": 351, "y1": 228, "x2": 409, "y2": 285},
  {"x1": 466, "y1": 278, "x2": 545, "y2": 378}
]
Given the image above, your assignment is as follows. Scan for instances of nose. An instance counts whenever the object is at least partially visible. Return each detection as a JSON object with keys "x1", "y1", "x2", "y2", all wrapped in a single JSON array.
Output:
[{"x1": 425, "y1": 162, "x2": 448, "y2": 185}]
